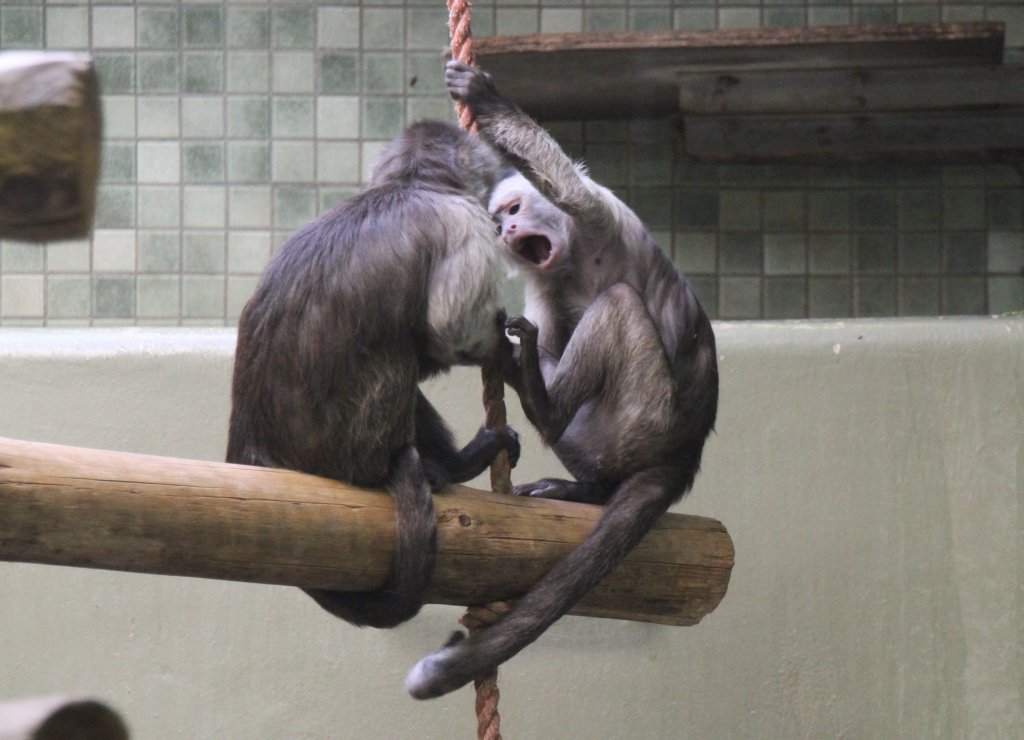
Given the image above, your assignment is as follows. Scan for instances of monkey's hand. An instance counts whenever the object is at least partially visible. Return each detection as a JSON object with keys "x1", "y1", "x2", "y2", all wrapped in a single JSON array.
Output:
[
  {"x1": 504, "y1": 314, "x2": 538, "y2": 350},
  {"x1": 495, "y1": 425, "x2": 521, "y2": 468},
  {"x1": 445, "y1": 60, "x2": 508, "y2": 116}
]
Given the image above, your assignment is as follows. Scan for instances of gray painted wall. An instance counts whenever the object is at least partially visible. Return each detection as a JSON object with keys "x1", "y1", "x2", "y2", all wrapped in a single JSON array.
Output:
[{"x1": 1, "y1": 318, "x2": 1021, "y2": 738}]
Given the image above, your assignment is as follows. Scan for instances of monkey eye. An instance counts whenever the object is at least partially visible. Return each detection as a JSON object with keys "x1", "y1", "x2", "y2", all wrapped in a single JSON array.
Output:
[{"x1": 508, "y1": 203, "x2": 520, "y2": 215}]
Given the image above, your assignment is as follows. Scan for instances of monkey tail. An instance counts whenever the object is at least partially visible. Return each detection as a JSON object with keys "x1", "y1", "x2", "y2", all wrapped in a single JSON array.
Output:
[
  {"x1": 405, "y1": 467, "x2": 680, "y2": 699},
  {"x1": 305, "y1": 446, "x2": 437, "y2": 628}
]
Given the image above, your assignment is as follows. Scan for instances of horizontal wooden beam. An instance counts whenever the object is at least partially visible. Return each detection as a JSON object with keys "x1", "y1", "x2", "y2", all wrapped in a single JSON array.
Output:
[
  {"x1": 0, "y1": 696, "x2": 128, "y2": 740},
  {"x1": 678, "y1": 65, "x2": 1024, "y2": 115},
  {"x1": 0, "y1": 437, "x2": 734, "y2": 627},
  {"x1": 0, "y1": 52, "x2": 101, "y2": 242},
  {"x1": 679, "y1": 108, "x2": 1024, "y2": 164},
  {"x1": 476, "y1": 23, "x2": 1004, "y2": 120}
]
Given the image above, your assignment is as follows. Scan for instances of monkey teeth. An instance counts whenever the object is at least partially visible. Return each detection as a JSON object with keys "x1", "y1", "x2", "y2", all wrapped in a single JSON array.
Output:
[{"x1": 514, "y1": 234, "x2": 553, "y2": 267}]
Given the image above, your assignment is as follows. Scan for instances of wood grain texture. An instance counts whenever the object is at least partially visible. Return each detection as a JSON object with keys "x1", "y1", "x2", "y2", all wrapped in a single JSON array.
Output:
[
  {"x1": 677, "y1": 65, "x2": 1024, "y2": 115},
  {"x1": 679, "y1": 108, "x2": 1024, "y2": 163},
  {"x1": 0, "y1": 437, "x2": 734, "y2": 626},
  {"x1": 475, "y1": 23, "x2": 1005, "y2": 120},
  {"x1": 0, "y1": 52, "x2": 101, "y2": 242}
]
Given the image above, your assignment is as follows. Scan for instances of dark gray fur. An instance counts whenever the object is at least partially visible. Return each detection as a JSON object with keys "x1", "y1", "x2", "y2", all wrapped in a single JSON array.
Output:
[
  {"x1": 227, "y1": 121, "x2": 520, "y2": 629},
  {"x1": 406, "y1": 64, "x2": 718, "y2": 697}
]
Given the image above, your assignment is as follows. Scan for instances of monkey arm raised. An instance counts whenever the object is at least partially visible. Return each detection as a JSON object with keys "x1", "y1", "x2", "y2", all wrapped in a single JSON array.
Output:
[
  {"x1": 445, "y1": 61, "x2": 614, "y2": 231},
  {"x1": 0, "y1": 436, "x2": 733, "y2": 627}
]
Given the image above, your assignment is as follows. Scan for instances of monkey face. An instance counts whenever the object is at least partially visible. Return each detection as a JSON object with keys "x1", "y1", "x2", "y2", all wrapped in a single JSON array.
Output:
[{"x1": 489, "y1": 174, "x2": 571, "y2": 271}]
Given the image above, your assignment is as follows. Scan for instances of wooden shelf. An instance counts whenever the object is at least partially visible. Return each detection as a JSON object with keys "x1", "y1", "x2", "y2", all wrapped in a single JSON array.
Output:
[{"x1": 475, "y1": 22, "x2": 1024, "y2": 164}]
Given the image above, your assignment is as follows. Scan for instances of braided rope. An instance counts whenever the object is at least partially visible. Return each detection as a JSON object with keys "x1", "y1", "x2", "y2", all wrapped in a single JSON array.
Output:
[{"x1": 448, "y1": 2, "x2": 509, "y2": 737}]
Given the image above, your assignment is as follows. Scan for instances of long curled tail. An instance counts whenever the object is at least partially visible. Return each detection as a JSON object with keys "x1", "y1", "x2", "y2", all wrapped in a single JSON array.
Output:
[
  {"x1": 406, "y1": 467, "x2": 680, "y2": 698},
  {"x1": 305, "y1": 446, "x2": 436, "y2": 628}
]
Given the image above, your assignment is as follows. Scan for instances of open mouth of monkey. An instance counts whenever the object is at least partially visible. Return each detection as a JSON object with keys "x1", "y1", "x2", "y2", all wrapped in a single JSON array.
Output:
[{"x1": 512, "y1": 234, "x2": 554, "y2": 267}]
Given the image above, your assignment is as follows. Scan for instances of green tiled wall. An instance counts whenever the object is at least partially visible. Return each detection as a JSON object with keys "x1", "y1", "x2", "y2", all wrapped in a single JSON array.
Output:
[{"x1": 0, "y1": 0, "x2": 1021, "y2": 324}]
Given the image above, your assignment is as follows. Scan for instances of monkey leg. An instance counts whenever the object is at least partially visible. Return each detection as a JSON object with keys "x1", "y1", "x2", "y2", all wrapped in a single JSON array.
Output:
[
  {"x1": 510, "y1": 283, "x2": 674, "y2": 498},
  {"x1": 407, "y1": 466, "x2": 681, "y2": 699},
  {"x1": 304, "y1": 446, "x2": 436, "y2": 628}
]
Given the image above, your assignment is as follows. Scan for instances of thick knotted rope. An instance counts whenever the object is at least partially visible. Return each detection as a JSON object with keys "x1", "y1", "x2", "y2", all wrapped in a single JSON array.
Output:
[{"x1": 448, "y1": 1, "x2": 510, "y2": 737}]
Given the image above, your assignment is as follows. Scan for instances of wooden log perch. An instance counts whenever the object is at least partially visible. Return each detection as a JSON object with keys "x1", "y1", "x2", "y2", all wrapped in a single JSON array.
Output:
[
  {"x1": 0, "y1": 52, "x2": 101, "y2": 242},
  {"x1": 0, "y1": 695, "x2": 129, "y2": 740},
  {"x1": 0, "y1": 437, "x2": 733, "y2": 626}
]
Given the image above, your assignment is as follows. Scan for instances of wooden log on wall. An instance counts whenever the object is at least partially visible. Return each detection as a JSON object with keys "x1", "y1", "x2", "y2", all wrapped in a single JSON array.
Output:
[
  {"x1": 0, "y1": 696, "x2": 129, "y2": 740},
  {"x1": 0, "y1": 52, "x2": 101, "y2": 242},
  {"x1": 0, "y1": 437, "x2": 734, "y2": 627}
]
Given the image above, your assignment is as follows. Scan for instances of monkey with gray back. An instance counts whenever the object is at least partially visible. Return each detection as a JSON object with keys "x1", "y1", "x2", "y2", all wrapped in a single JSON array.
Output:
[
  {"x1": 227, "y1": 121, "x2": 520, "y2": 629},
  {"x1": 406, "y1": 63, "x2": 718, "y2": 698}
]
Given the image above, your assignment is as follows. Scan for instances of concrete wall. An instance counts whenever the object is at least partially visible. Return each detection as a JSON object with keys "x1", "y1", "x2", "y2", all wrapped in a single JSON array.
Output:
[{"x1": 0, "y1": 318, "x2": 1021, "y2": 738}]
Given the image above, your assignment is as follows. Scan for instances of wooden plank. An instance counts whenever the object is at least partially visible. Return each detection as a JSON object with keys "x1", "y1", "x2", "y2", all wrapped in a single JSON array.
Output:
[
  {"x1": 475, "y1": 23, "x2": 1005, "y2": 120},
  {"x1": 0, "y1": 436, "x2": 735, "y2": 627},
  {"x1": 680, "y1": 108, "x2": 1024, "y2": 164},
  {"x1": 0, "y1": 52, "x2": 102, "y2": 242},
  {"x1": 678, "y1": 64, "x2": 1024, "y2": 115},
  {"x1": 0, "y1": 696, "x2": 128, "y2": 740}
]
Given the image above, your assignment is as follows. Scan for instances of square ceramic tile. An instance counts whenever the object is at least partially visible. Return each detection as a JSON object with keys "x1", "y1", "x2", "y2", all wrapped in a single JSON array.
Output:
[
  {"x1": 272, "y1": 7, "x2": 314, "y2": 49},
  {"x1": 93, "y1": 230, "x2": 136, "y2": 272},
  {"x1": 898, "y1": 233, "x2": 942, "y2": 274},
  {"x1": 719, "y1": 232, "x2": 762, "y2": 274},
  {"x1": 46, "y1": 240, "x2": 91, "y2": 273},
  {"x1": 318, "y1": 97, "x2": 360, "y2": 139},
  {"x1": 137, "y1": 186, "x2": 180, "y2": 229},
  {"x1": 320, "y1": 53, "x2": 360, "y2": 95},
  {"x1": 183, "y1": 52, "x2": 224, "y2": 94},
  {"x1": 137, "y1": 7, "x2": 178, "y2": 49},
  {"x1": 227, "y1": 7, "x2": 268, "y2": 48},
  {"x1": 93, "y1": 276, "x2": 136, "y2": 320},
  {"x1": 272, "y1": 52, "x2": 315, "y2": 94},
  {"x1": 93, "y1": 7, "x2": 136, "y2": 49},
  {"x1": 1, "y1": 242, "x2": 44, "y2": 273},
  {"x1": 47, "y1": 276, "x2": 91, "y2": 319},
  {"x1": 318, "y1": 7, "x2": 360, "y2": 49},
  {"x1": 137, "y1": 275, "x2": 180, "y2": 319},
  {"x1": 317, "y1": 141, "x2": 360, "y2": 183},
  {"x1": 274, "y1": 187, "x2": 318, "y2": 230},
  {"x1": 764, "y1": 234, "x2": 806, "y2": 275},
  {"x1": 182, "y1": 275, "x2": 225, "y2": 319},
  {"x1": 137, "y1": 52, "x2": 178, "y2": 93},
  {"x1": 719, "y1": 190, "x2": 761, "y2": 231},
  {"x1": 182, "y1": 186, "x2": 226, "y2": 229},
  {"x1": 943, "y1": 231, "x2": 987, "y2": 274},
  {"x1": 273, "y1": 141, "x2": 315, "y2": 182},
  {"x1": 809, "y1": 277, "x2": 852, "y2": 318},
  {"x1": 855, "y1": 277, "x2": 896, "y2": 317},
  {"x1": 137, "y1": 97, "x2": 180, "y2": 139},
  {"x1": 227, "y1": 52, "x2": 270, "y2": 93},
  {"x1": 184, "y1": 232, "x2": 226, "y2": 273},
  {"x1": 718, "y1": 277, "x2": 761, "y2": 319},
  {"x1": 764, "y1": 277, "x2": 807, "y2": 319},
  {"x1": 46, "y1": 7, "x2": 89, "y2": 49},
  {"x1": 363, "y1": 8, "x2": 405, "y2": 49},
  {"x1": 227, "y1": 233, "x2": 271, "y2": 274},
  {"x1": 227, "y1": 98, "x2": 270, "y2": 138},
  {"x1": 674, "y1": 232, "x2": 716, "y2": 274},
  {"x1": 184, "y1": 5, "x2": 223, "y2": 48},
  {"x1": 184, "y1": 143, "x2": 225, "y2": 183},
  {"x1": 273, "y1": 97, "x2": 315, "y2": 138},
  {"x1": 138, "y1": 231, "x2": 181, "y2": 273},
  {"x1": 182, "y1": 97, "x2": 224, "y2": 138},
  {"x1": 988, "y1": 232, "x2": 1024, "y2": 274}
]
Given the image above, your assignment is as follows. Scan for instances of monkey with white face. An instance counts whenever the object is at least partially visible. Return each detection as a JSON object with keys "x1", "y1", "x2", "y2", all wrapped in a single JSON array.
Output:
[
  {"x1": 227, "y1": 121, "x2": 520, "y2": 629},
  {"x1": 406, "y1": 63, "x2": 718, "y2": 698}
]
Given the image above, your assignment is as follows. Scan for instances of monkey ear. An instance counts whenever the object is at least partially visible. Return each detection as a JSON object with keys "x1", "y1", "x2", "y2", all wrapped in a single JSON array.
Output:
[{"x1": 443, "y1": 630, "x2": 466, "y2": 648}]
